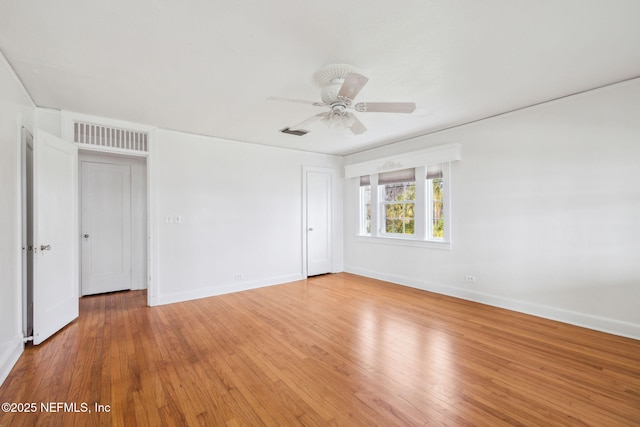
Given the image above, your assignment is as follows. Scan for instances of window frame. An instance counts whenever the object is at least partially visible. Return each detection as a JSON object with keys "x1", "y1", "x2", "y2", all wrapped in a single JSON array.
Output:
[
  {"x1": 379, "y1": 180, "x2": 416, "y2": 237},
  {"x1": 358, "y1": 163, "x2": 451, "y2": 249}
]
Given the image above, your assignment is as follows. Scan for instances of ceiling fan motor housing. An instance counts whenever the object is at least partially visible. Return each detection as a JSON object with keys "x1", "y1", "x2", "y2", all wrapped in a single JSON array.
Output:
[{"x1": 321, "y1": 81, "x2": 347, "y2": 104}]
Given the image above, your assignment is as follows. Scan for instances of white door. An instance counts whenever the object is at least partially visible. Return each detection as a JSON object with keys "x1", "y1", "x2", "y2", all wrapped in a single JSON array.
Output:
[
  {"x1": 21, "y1": 128, "x2": 34, "y2": 338},
  {"x1": 306, "y1": 169, "x2": 332, "y2": 276},
  {"x1": 81, "y1": 161, "x2": 132, "y2": 295},
  {"x1": 32, "y1": 130, "x2": 79, "y2": 345}
]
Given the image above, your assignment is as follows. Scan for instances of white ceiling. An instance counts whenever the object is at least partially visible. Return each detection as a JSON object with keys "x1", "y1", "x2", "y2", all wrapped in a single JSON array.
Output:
[{"x1": 1, "y1": 1, "x2": 639, "y2": 155}]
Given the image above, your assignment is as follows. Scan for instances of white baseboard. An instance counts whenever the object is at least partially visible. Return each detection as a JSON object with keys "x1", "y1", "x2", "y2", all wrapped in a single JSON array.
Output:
[
  {"x1": 0, "y1": 338, "x2": 24, "y2": 387},
  {"x1": 149, "y1": 273, "x2": 305, "y2": 306},
  {"x1": 344, "y1": 266, "x2": 640, "y2": 341}
]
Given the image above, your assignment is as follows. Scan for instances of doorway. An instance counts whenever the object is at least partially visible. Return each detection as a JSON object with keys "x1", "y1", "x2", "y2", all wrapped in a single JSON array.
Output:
[
  {"x1": 304, "y1": 167, "x2": 332, "y2": 277},
  {"x1": 21, "y1": 127, "x2": 149, "y2": 344},
  {"x1": 79, "y1": 151, "x2": 147, "y2": 296}
]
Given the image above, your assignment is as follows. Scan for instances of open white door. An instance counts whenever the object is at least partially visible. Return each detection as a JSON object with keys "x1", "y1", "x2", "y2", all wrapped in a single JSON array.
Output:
[
  {"x1": 32, "y1": 129, "x2": 79, "y2": 345},
  {"x1": 306, "y1": 169, "x2": 332, "y2": 276}
]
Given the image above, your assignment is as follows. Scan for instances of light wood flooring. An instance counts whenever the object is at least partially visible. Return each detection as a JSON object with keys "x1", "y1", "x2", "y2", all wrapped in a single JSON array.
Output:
[{"x1": 1, "y1": 273, "x2": 639, "y2": 426}]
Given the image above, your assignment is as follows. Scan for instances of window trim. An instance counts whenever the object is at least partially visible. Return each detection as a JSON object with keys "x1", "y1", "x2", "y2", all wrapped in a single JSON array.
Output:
[
  {"x1": 355, "y1": 235, "x2": 452, "y2": 250},
  {"x1": 357, "y1": 163, "x2": 452, "y2": 246}
]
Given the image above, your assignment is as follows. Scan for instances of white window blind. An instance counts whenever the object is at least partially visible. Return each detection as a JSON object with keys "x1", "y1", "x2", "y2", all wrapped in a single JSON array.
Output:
[
  {"x1": 426, "y1": 163, "x2": 443, "y2": 179},
  {"x1": 378, "y1": 168, "x2": 416, "y2": 185}
]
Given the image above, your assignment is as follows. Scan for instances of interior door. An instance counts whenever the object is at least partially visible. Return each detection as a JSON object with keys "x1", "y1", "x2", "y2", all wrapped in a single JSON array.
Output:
[
  {"x1": 32, "y1": 129, "x2": 79, "y2": 345},
  {"x1": 306, "y1": 170, "x2": 332, "y2": 276},
  {"x1": 21, "y1": 128, "x2": 34, "y2": 338},
  {"x1": 81, "y1": 161, "x2": 132, "y2": 295}
]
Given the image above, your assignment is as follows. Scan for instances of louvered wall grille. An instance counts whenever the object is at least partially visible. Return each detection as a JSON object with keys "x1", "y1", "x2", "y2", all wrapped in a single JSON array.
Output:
[{"x1": 74, "y1": 122, "x2": 148, "y2": 152}]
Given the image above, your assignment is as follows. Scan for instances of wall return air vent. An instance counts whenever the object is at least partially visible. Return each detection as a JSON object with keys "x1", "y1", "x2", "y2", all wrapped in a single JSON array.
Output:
[{"x1": 74, "y1": 121, "x2": 149, "y2": 153}]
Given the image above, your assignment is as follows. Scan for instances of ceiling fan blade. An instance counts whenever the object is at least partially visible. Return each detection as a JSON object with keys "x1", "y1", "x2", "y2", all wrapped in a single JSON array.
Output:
[
  {"x1": 349, "y1": 116, "x2": 367, "y2": 135},
  {"x1": 267, "y1": 96, "x2": 325, "y2": 107},
  {"x1": 291, "y1": 112, "x2": 329, "y2": 130},
  {"x1": 354, "y1": 102, "x2": 416, "y2": 113},
  {"x1": 337, "y1": 73, "x2": 369, "y2": 102}
]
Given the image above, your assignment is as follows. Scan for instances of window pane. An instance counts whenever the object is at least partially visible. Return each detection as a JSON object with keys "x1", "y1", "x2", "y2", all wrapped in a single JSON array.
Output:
[
  {"x1": 433, "y1": 219, "x2": 444, "y2": 238},
  {"x1": 385, "y1": 219, "x2": 393, "y2": 233},
  {"x1": 384, "y1": 182, "x2": 416, "y2": 202},
  {"x1": 383, "y1": 202, "x2": 414, "y2": 235},
  {"x1": 386, "y1": 219, "x2": 404, "y2": 233},
  {"x1": 406, "y1": 183, "x2": 416, "y2": 201},
  {"x1": 360, "y1": 185, "x2": 372, "y2": 235},
  {"x1": 386, "y1": 203, "x2": 401, "y2": 219},
  {"x1": 432, "y1": 178, "x2": 443, "y2": 201},
  {"x1": 405, "y1": 219, "x2": 414, "y2": 234},
  {"x1": 432, "y1": 200, "x2": 444, "y2": 238},
  {"x1": 365, "y1": 204, "x2": 371, "y2": 234},
  {"x1": 363, "y1": 186, "x2": 371, "y2": 203},
  {"x1": 385, "y1": 183, "x2": 403, "y2": 202},
  {"x1": 406, "y1": 202, "x2": 414, "y2": 219}
]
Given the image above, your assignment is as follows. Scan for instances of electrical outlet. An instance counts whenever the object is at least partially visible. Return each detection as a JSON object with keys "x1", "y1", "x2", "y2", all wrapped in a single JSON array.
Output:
[
  {"x1": 166, "y1": 216, "x2": 173, "y2": 224},
  {"x1": 234, "y1": 274, "x2": 243, "y2": 280},
  {"x1": 175, "y1": 215, "x2": 182, "y2": 224},
  {"x1": 465, "y1": 275, "x2": 476, "y2": 283}
]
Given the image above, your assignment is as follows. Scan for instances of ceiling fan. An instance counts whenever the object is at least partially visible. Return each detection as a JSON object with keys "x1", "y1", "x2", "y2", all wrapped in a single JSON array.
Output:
[{"x1": 268, "y1": 64, "x2": 416, "y2": 136}]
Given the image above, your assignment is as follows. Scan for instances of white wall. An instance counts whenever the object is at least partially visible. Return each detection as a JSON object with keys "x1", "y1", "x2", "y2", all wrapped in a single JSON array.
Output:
[
  {"x1": 344, "y1": 79, "x2": 640, "y2": 339},
  {"x1": 149, "y1": 130, "x2": 343, "y2": 305},
  {"x1": 35, "y1": 107, "x2": 62, "y2": 137},
  {"x1": 0, "y1": 54, "x2": 35, "y2": 385}
]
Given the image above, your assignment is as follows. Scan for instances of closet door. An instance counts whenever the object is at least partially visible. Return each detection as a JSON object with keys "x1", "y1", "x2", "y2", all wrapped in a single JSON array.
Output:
[
  {"x1": 306, "y1": 169, "x2": 332, "y2": 276},
  {"x1": 81, "y1": 161, "x2": 132, "y2": 295}
]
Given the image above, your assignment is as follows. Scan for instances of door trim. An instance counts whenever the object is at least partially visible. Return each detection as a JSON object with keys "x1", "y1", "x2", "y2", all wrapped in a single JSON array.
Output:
[
  {"x1": 62, "y1": 111, "x2": 156, "y2": 307},
  {"x1": 78, "y1": 152, "x2": 148, "y2": 295}
]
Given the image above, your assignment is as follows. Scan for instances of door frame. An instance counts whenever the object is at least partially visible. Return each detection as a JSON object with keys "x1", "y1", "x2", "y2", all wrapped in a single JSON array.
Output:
[
  {"x1": 79, "y1": 156, "x2": 141, "y2": 296},
  {"x1": 302, "y1": 166, "x2": 336, "y2": 278},
  {"x1": 62, "y1": 111, "x2": 156, "y2": 306}
]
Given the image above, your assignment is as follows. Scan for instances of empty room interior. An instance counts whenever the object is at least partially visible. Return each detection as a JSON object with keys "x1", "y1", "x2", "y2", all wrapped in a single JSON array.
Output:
[{"x1": 1, "y1": 1, "x2": 639, "y2": 425}]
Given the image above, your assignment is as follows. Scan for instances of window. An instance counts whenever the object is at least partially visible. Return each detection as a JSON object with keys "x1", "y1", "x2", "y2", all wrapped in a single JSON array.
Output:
[
  {"x1": 427, "y1": 163, "x2": 444, "y2": 240},
  {"x1": 359, "y1": 176, "x2": 372, "y2": 234},
  {"x1": 379, "y1": 168, "x2": 416, "y2": 236},
  {"x1": 359, "y1": 163, "x2": 450, "y2": 243}
]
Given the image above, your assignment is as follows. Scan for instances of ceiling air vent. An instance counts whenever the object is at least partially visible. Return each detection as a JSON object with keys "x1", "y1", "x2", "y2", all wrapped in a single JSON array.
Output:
[
  {"x1": 74, "y1": 121, "x2": 149, "y2": 152},
  {"x1": 280, "y1": 127, "x2": 308, "y2": 136}
]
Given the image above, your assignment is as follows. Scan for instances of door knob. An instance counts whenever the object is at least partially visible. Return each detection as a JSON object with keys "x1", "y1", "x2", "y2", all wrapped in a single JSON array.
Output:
[
  {"x1": 308, "y1": 227, "x2": 314, "y2": 231},
  {"x1": 40, "y1": 244, "x2": 51, "y2": 251},
  {"x1": 84, "y1": 234, "x2": 90, "y2": 239}
]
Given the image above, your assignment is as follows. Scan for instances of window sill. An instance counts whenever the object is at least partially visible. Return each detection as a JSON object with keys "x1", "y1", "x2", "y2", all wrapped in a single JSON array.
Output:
[{"x1": 355, "y1": 235, "x2": 451, "y2": 250}]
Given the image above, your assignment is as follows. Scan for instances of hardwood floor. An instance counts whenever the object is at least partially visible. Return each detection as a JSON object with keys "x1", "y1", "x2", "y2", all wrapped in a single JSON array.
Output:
[{"x1": 1, "y1": 273, "x2": 639, "y2": 426}]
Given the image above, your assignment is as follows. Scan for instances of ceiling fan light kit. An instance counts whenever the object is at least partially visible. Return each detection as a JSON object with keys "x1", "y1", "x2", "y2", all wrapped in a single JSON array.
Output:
[{"x1": 270, "y1": 64, "x2": 416, "y2": 136}]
